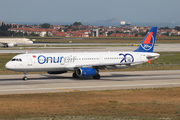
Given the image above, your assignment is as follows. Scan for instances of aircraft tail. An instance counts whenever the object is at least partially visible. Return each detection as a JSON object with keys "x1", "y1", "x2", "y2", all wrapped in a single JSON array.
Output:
[{"x1": 134, "y1": 27, "x2": 157, "y2": 52}]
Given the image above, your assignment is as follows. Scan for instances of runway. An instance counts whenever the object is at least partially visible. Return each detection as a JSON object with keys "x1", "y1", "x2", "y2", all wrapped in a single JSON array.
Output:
[
  {"x1": 1, "y1": 43, "x2": 180, "y2": 53},
  {"x1": 0, "y1": 70, "x2": 180, "y2": 95}
]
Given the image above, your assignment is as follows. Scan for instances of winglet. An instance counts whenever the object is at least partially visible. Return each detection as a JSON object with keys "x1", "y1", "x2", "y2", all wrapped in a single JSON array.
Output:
[{"x1": 134, "y1": 27, "x2": 157, "y2": 52}]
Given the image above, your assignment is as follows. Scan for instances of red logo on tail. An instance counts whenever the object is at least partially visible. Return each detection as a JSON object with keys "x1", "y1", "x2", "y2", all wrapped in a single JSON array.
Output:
[{"x1": 143, "y1": 32, "x2": 153, "y2": 44}]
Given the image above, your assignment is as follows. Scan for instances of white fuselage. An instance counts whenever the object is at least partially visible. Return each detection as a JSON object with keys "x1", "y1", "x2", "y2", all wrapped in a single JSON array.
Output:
[
  {"x1": 5, "y1": 52, "x2": 160, "y2": 72},
  {"x1": 0, "y1": 38, "x2": 33, "y2": 46}
]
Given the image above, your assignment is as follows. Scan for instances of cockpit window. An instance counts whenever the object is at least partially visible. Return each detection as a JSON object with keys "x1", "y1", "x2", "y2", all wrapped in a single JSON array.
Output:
[
  {"x1": 11, "y1": 59, "x2": 16, "y2": 61},
  {"x1": 11, "y1": 58, "x2": 22, "y2": 62}
]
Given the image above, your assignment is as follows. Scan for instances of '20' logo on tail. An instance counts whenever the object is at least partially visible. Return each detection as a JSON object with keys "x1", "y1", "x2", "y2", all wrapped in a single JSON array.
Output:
[
  {"x1": 119, "y1": 53, "x2": 134, "y2": 63},
  {"x1": 141, "y1": 32, "x2": 154, "y2": 51}
]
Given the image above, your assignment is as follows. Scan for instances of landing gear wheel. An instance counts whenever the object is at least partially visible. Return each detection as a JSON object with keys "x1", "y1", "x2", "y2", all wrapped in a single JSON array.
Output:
[
  {"x1": 23, "y1": 76, "x2": 27, "y2": 81},
  {"x1": 93, "y1": 74, "x2": 100, "y2": 79},
  {"x1": 23, "y1": 72, "x2": 28, "y2": 81},
  {"x1": 72, "y1": 73, "x2": 79, "y2": 78}
]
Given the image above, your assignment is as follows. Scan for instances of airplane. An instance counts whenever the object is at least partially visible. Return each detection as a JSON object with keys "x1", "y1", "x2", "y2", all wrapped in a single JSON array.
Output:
[
  {"x1": 5, "y1": 27, "x2": 159, "y2": 80},
  {"x1": 0, "y1": 38, "x2": 33, "y2": 47}
]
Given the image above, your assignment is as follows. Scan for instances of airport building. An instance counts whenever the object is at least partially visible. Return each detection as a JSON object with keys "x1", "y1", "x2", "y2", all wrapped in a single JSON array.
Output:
[
  {"x1": 92, "y1": 29, "x2": 99, "y2": 37},
  {"x1": 0, "y1": 21, "x2": 6, "y2": 27}
]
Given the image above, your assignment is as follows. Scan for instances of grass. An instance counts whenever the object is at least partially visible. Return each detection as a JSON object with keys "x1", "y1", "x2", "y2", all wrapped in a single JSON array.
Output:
[
  {"x1": 0, "y1": 52, "x2": 180, "y2": 75},
  {"x1": 1, "y1": 87, "x2": 180, "y2": 119},
  {"x1": 0, "y1": 51, "x2": 180, "y2": 119}
]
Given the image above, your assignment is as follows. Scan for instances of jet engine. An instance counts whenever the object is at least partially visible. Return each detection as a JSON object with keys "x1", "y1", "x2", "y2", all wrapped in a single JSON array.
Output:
[
  {"x1": 7, "y1": 43, "x2": 14, "y2": 47},
  {"x1": 75, "y1": 67, "x2": 97, "y2": 77}
]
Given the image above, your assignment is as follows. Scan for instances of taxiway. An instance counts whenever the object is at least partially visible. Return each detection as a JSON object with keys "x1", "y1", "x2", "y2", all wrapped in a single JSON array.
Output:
[
  {"x1": 0, "y1": 43, "x2": 180, "y2": 53},
  {"x1": 0, "y1": 70, "x2": 180, "y2": 95}
]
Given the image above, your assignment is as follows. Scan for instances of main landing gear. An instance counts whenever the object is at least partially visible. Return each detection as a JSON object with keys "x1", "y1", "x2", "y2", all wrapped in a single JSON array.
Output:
[
  {"x1": 93, "y1": 74, "x2": 100, "y2": 79},
  {"x1": 23, "y1": 72, "x2": 28, "y2": 81},
  {"x1": 72, "y1": 73, "x2": 79, "y2": 78},
  {"x1": 3, "y1": 45, "x2": 8, "y2": 48}
]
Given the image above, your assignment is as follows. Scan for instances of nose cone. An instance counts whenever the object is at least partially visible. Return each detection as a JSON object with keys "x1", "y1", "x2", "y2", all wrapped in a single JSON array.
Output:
[
  {"x1": 28, "y1": 41, "x2": 33, "y2": 44},
  {"x1": 5, "y1": 62, "x2": 11, "y2": 70},
  {"x1": 5, "y1": 62, "x2": 14, "y2": 71}
]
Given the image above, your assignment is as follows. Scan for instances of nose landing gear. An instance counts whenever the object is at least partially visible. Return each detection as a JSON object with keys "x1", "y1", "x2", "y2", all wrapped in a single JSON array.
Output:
[{"x1": 23, "y1": 72, "x2": 28, "y2": 81}]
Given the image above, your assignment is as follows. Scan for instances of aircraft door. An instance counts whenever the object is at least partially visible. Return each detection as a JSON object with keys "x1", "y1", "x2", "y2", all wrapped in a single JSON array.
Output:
[
  {"x1": 99, "y1": 55, "x2": 103, "y2": 63},
  {"x1": 27, "y1": 55, "x2": 32, "y2": 66},
  {"x1": 137, "y1": 53, "x2": 142, "y2": 62}
]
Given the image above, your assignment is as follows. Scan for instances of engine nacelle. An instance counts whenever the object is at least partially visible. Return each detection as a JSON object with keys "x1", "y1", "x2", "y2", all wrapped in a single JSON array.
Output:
[
  {"x1": 7, "y1": 43, "x2": 15, "y2": 47},
  {"x1": 76, "y1": 67, "x2": 97, "y2": 77},
  {"x1": 47, "y1": 71, "x2": 67, "y2": 74}
]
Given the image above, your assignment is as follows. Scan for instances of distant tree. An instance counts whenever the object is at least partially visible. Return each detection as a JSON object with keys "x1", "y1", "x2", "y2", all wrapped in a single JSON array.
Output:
[
  {"x1": 159, "y1": 27, "x2": 170, "y2": 30},
  {"x1": 25, "y1": 24, "x2": 30, "y2": 28},
  {"x1": 58, "y1": 28, "x2": 62, "y2": 31},
  {"x1": 64, "y1": 25, "x2": 69, "y2": 27},
  {"x1": 14, "y1": 32, "x2": 23, "y2": 36},
  {"x1": 138, "y1": 32, "x2": 146, "y2": 37},
  {"x1": 116, "y1": 31, "x2": 120, "y2": 33},
  {"x1": 30, "y1": 32, "x2": 38, "y2": 36},
  {"x1": 175, "y1": 26, "x2": 180, "y2": 31},
  {"x1": 40, "y1": 23, "x2": 50, "y2": 28},
  {"x1": 116, "y1": 31, "x2": 123, "y2": 34},
  {"x1": 73, "y1": 22, "x2": 82, "y2": 26},
  {"x1": 0, "y1": 23, "x2": 10, "y2": 31},
  {"x1": 99, "y1": 32, "x2": 103, "y2": 35},
  {"x1": 64, "y1": 28, "x2": 68, "y2": 32},
  {"x1": 73, "y1": 27, "x2": 80, "y2": 31},
  {"x1": 0, "y1": 23, "x2": 12, "y2": 36},
  {"x1": 0, "y1": 30, "x2": 9, "y2": 36},
  {"x1": 135, "y1": 33, "x2": 138, "y2": 37},
  {"x1": 24, "y1": 32, "x2": 28, "y2": 36},
  {"x1": 107, "y1": 31, "x2": 114, "y2": 36},
  {"x1": 166, "y1": 32, "x2": 170, "y2": 36},
  {"x1": 68, "y1": 25, "x2": 72, "y2": 29}
]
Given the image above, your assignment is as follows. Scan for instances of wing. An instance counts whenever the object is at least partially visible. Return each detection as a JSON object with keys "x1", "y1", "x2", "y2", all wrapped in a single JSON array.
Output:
[
  {"x1": 1, "y1": 42, "x2": 16, "y2": 47},
  {"x1": 75, "y1": 62, "x2": 141, "y2": 69},
  {"x1": 1, "y1": 43, "x2": 8, "y2": 46}
]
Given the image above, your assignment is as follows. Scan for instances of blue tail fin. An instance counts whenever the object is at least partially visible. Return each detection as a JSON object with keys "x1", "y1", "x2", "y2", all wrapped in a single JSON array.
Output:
[{"x1": 134, "y1": 27, "x2": 157, "y2": 52}]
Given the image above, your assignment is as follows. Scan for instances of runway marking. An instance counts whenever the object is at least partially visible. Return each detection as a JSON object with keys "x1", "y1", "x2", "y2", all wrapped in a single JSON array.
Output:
[
  {"x1": 57, "y1": 88, "x2": 79, "y2": 92},
  {"x1": 0, "y1": 83, "x2": 180, "y2": 92}
]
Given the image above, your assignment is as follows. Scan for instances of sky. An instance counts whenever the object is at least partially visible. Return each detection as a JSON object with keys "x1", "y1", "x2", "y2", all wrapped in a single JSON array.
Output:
[{"x1": 0, "y1": 0, "x2": 180, "y2": 23}]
